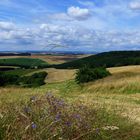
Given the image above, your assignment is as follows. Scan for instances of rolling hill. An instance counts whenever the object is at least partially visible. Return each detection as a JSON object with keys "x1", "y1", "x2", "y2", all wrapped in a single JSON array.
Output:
[{"x1": 54, "y1": 51, "x2": 140, "y2": 69}]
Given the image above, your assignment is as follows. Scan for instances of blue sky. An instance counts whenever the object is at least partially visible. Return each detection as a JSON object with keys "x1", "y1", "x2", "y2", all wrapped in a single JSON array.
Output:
[{"x1": 0, "y1": 0, "x2": 140, "y2": 52}]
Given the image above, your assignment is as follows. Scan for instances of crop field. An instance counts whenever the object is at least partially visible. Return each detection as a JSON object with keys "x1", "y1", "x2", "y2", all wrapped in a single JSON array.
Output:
[
  {"x1": 0, "y1": 65, "x2": 140, "y2": 139},
  {"x1": 3, "y1": 69, "x2": 39, "y2": 76},
  {"x1": 32, "y1": 54, "x2": 90, "y2": 64},
  {"x1": 0, "y1": 54, "x2": 89, "y2": 65},
  {"x1": 0, "y1": 57, "x2": 49, "y2": 68}
]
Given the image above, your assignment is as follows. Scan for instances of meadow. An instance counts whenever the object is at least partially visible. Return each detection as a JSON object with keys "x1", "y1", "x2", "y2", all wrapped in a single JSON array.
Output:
[{"x1": 0, "y1": 65, "x2": 140, "y2": 139}]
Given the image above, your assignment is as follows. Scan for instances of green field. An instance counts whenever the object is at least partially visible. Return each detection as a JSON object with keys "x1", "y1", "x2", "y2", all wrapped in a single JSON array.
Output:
[
  {"x1": 0, "y1": 66, "x2": 140, "y2": 139},
  {"x1": 3, "y1": 69, "x2": 39, "y2": 76},
  {"x1": 0, "y1": 58, "x2": 49, "y2": 68}
]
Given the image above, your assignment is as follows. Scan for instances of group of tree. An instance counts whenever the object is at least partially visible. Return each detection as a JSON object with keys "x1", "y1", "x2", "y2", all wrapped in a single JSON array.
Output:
[
  {"x1": 75, "y1": 66, "x2": 111, "y2": 84},
  {"x1": 0, "y1": 72, "x2": 47, "y2": 87},
  {"x1": 54, "y1": 51, "x2": 140, "y2": 69}
]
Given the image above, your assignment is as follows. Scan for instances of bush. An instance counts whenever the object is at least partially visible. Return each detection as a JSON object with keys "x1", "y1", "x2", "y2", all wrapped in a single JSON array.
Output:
[
  {"x1": 0, "y1": 71, "x2": 48, "y2": 87},
  {"x1": 0, "y1": 72, "x2": 19, "y2": 86},
  {"x1": 18, "y1": 72, "x2": 48, "y2": 87},
  {"x1": 75, "y1": 66, "x2": 111, "y2": 84}
]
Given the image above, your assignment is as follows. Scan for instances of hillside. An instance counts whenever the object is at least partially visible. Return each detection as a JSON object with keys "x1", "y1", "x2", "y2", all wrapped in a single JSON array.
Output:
[
  {"x1": 0, "y1": 66, "x2": 140, "y2": 139},
  {"x1": 54, "y1": 51, "x2": 140, "y2": 69}
]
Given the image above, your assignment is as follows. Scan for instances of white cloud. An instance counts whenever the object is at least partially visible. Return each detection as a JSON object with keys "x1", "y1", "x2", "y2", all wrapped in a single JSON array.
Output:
[
  {"x1": 0, "y1": 21, "x2": 140, "y2": 51},
  {"x1": 129, "y1": 1, "x2": 140, "y2": 10},
  {"x1": 50, "y1": 6, "x2": 91, "y2": 21},
  {"x1": 0, "y1": 21, "x2": 15, "y2": 30},
  {"x1": 49, "y1": 13, "x2": 72, "y2": 21},
  {"x1": 78, "y1": 1, "x2": 95, "y2": 7},
  {"x1": 67, "y1": 6, "x2": 91, "y2": 20}
]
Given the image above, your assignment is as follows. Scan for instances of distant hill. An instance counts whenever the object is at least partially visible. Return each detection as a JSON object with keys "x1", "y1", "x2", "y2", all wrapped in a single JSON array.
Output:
[
  {"x1": 54, "y1": 51, "x2": 140, "y2": 69},
  {"x1": 0, "y1": 52, "x2": 31, "y2": 56}
]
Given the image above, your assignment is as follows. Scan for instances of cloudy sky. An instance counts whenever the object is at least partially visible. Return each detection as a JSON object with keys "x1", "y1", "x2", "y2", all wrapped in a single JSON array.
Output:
[{"x1": 0, "y1": 0, "x2": 140, "y2": 52}]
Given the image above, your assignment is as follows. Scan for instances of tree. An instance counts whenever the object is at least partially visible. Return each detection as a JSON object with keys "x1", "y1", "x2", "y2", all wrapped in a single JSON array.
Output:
[{"x1": 75, "y1": 66, "x2": 111, "y2": 84}]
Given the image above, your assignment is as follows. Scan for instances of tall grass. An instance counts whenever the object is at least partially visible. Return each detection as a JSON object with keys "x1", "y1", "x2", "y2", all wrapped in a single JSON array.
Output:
[
  {"x1": 0, "y1": 66, "x2": 140, "y2": 139},
  {"x1": 0, "y1": 93, "x2": 139, "y2": 140}
]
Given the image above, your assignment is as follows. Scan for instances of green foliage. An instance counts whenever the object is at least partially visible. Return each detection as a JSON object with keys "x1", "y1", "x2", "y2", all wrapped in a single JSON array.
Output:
[
  {"x1": 55, "y1": 51, "x2": 140, "y2": 69},
  {"x1": 0, "y1": 58, "x2": 49, "y2": 68},
  {"x1": 0, "y1": 72, "x2": 19, "y2": 86},
  {"x1": 75, "y1": 66, "x2": 111, "y2": 84},
  {"x1": 18, "y1": 72, "x2": 48, "y2": 87},
  {"x1": 4, "y1": 69, "x2": 38, "y2": 76},
  {"x1": 0, "y1": 71, "x2": 47, "y2": 87}
]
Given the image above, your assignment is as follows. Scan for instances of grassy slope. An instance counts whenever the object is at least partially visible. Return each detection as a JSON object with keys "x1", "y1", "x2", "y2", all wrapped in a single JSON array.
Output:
[
  {"x1": 0, "y1": 58, "x2": 48, "y2": 67},
  {"x1": 55, "y1": 51, "x2": 140, "y2": 69},
  {"x1": 0, "y1": 66, "x2": 140, "y2": 139},
  {"x1": 0, "y1": 66, "x2": 140, "y2": 121}
]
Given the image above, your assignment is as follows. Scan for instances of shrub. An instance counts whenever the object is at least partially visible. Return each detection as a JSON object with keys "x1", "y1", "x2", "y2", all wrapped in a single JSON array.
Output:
[
  {"x1": 18, "y1": 71, "x2": 48, "y2": 87},
  {"x1": 0, "y1": 71, "x2": 48, "y2": 87},
  {"x1": 75, "y1": 66, "x2": 111, "y2": 84},
  {"x1": 0, "y1": 72, "x2": 19, "y2": 86}
]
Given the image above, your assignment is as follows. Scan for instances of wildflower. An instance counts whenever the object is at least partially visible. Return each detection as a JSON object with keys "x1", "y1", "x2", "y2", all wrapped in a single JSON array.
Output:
[
  {"x1": 24, "y1": 106, "x2": 31, "y2": 114},
  {"x1": 57, "y1": 100, "x2": 65, "y2": 107},
  {"x1": 31, "y1": 122, "x2": 37, "y2": 129},
  {"x1": 96, "y1": 128, "x2": 100, "y2": 134},
  {"x1": 102, "y1": 126, "x2": 119, "y2": 131},
  {"x1": 55, "y1": 113, "x2": 61, "y2": 121},
  {"x1": 65, "y1": 121, "x2": 72, "y2": 127},
  {"x1": 73, "y1": 114, "x2": 81, "y2": 119},
  {"x1": 30, "y1": 96, "x2": 36, "y2": 103}
]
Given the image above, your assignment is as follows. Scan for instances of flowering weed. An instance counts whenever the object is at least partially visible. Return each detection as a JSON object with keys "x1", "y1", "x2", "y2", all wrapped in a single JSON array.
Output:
[{"x1": 0, "y1": 93, "x2": 139, "y2": 140}]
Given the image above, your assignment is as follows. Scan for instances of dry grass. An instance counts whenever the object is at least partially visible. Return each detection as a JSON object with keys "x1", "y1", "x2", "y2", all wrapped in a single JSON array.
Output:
[
  {"x1": 45, "y1": 68, "x2": 76, "y2": 83},
  {"x1": 0, "y1": 65, "x2": 140, "y2": 139},
  {"x1": 0, "y1": 65, "x2": 140, "y2": 124},
  {"x1": 76, "y1": 66, "x2": 140, "y2": 123}
]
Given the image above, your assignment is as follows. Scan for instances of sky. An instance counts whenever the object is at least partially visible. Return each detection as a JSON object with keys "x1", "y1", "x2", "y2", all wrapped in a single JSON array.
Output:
[{"x1": 0, "y1": 0, "x2": 140, "y2": 52}]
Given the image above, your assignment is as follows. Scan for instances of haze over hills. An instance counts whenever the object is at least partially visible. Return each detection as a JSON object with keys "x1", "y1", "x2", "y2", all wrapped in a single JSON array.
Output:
[{"x1": 0, "y1": 50, "x2": 98, "y2": 55}]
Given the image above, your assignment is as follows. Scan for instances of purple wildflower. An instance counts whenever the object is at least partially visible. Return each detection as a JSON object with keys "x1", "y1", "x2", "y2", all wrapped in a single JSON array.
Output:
[
  {"x1": 31, "y1": 122, "x2": 37, "y2": 129},
  {"x1": 73, "y1": 114, "x2": 81, "y2": 119},
  {"x1": 55, "y1": 114, "x2": 61, "y2": 121},
  {"x1": 65, "y1": 121, "x2": 72, "y2": 127},
  {"x1": 23, "y1": 106, "x2": 31, "y2": 114},
  {"x1": 96, "y1": 128, "x2": 100, "y2": 134}
]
